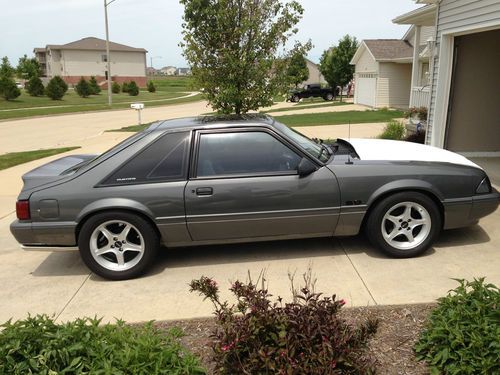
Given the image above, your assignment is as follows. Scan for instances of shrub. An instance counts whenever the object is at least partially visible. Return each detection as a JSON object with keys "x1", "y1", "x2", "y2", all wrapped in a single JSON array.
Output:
[
  {"x1": 89, "y1": 76, "x2": 101, "y2": 95},
  {"x1": 415, "y1": 278, "x2": 500, "y2": 375},
  {"x1": 404, "y1": 106, "x2": 428, "y2": 121},
  {"x1": 112, "y1": 81, "x2": 121, "y2": 94},
  {"x1": 190, "y1": 272, "x2": 378, "y2": 374},
  {"x1": 26, "y1": 75, "x2": 44, "y2": 96},
  {"x1": 128, "y1": 80, "x2": 139, "y2": 96},
  {"x1": 147, "y1": 80, "x2": 156, "y2": 93},
  {"x1": 0, "y1": 77, "x2": 21, "y2": 100},
  {"x1": 405, "y1": 130, "x2": 426, "y2": 144},
  {"x1": 0, "y1": 315, "x2": 205, "y2": 374},
  {"x1": 122, "y1": 81, "x2": 130, "y2": 93},
  {"x1": 46, "y1": 76, "x2": 68, "y2": 100},
  {"x1": 379, "y1": 120, "x2": 405, "y2": 140},
  {"x1": 75, "y1": 77, "x2": 91, "y2": 98}
]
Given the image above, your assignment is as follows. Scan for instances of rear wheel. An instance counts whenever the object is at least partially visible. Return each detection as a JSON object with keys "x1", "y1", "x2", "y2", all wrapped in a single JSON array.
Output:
[
  {"x1": 365, "y1": 192, "x2": 441, "y2": 258},
  {"x1": 78, "y1": 211, "x2": 159, "y2": 280},
  {"x1": 325, "y1": 93, "x2": 334, "y2": 101}
]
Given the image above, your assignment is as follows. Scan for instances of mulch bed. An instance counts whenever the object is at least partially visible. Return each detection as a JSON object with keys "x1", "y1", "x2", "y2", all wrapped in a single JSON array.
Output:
[{"x1": 156, "y1": 303, "x2": 435, "y2": 374}]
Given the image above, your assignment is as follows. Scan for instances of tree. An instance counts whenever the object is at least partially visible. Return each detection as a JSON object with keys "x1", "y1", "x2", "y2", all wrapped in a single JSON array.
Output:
[
  {"x1": 46, "y1": 76, "x2": 68, "y2": 100},
  {"x1": 89, "y1": 76, "x2": 101, "y2": 95},
  {"x1": 26, "y1": 75, "x2": 45, "y2": 96},
  {"x1": 180, "y1": 0, "x2": 310, "y2": 114},
  {"x1": 320, "y1": 35, "x2": 358, "y2": 101},
  {"x1": 128, "y1": 81, "x2": 139, "y2": 96},
  {"x1": 287, "y1": 50, "x2": 309, "y2": 88},
  {"x1": 0, "y1": 57, "x2": 20, "y2": 100},
  {"x1": 75, "y1": 77, "x2": 91, "y2": 97},
  {"x1": 147, "y1": 80, "x2": 156, "y2": 93},
  {"x1": 16, "y1": 55, "x2": 41, "y2": 80},
  {"x1": 111, "y1": 81, "x2": 121, "y2": 94}
]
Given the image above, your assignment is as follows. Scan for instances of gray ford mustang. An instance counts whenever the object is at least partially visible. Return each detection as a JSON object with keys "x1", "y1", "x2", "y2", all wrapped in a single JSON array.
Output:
[{"x1": 10, "y1": 115, "x2": 499, "y2": 280}]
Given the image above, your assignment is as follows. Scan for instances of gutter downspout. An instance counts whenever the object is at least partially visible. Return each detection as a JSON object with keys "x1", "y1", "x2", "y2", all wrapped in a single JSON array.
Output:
[{"x1": 427, "y1": 0, "x2": 441, "y2": 146}]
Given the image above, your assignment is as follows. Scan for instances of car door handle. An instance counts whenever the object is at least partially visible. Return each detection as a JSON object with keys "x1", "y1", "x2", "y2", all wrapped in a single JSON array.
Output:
[{"x1": 195, "y1": 187, "x2": 213, "y2": 196}]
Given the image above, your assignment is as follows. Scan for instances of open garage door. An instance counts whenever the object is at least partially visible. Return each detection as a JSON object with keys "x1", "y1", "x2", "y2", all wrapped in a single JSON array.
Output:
[
  {"x1": 355, "y1": 73, "x2": 377, "y2": 107},
  {"x1": 445, "y1": 29, "x2": 500, "y2": 153}
]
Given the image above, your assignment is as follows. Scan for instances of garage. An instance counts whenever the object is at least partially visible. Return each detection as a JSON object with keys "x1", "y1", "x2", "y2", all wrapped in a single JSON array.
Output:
[
  {"x1": 444, "y1": 28, "x2": 500, "y2": 154},
  {"x1": 355, "y1": 73, "x2": 377, "y2": 107}
]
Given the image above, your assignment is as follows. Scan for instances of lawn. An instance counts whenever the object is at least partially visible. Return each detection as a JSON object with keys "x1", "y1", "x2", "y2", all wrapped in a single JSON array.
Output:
[
  {"x1": 0, "y1": 76, "x2": 202, "y2": 121},
  {"x1": 0, "y1": 147, "x2": 80, "y2": 171},
  {"x1": 274, "y1": 109, "x2": 405, "y2": 127},
  {"x1": 263, "y1": 101, "x2": 351, "y2": 114}
]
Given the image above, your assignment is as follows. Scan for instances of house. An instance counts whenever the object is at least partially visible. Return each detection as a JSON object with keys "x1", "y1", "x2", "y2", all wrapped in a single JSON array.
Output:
[
  {"x1": 33, "y1": 37, "x2": 148, "y2": 87},
  {"x1": 160, "y1": 66, "x2": 177, "y2": 76},
  {"x1": 176, "y1": 67, "x2": 191, "y2": 76},
  {"x1": 350, "y1": 24, "x2": 435, "y2": 108},
  {"x1": 301, "y1": 59, "x2": 326, "y2": 87},
  {"x1": 394, "y1": 0, "x2": 500, "y2": 155},
  {"x1": 146, "y1": 67, "x2": 160, "y2": 76}
]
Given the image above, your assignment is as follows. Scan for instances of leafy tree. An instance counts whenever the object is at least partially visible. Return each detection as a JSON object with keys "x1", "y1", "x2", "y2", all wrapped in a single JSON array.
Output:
[
  {"x1": 147, "y1": 80, "x2": 156, "y2": 93},
  {"x1": 121, "y1": 81, "x2": 129, "y2": 93},
  {"x1": 26, "y1": 75, "x2": 45, "y2": 96},
  {"x1": 16, "y1": 55, "x2": 41, "y2": 80},
  {"x1": 89, "y1": 76, "x2": 101, "y2": 95},
  {"x1": 111, "y1": 81, "x2": 121, "y2": 94},
  {"x1": 46, "y1": 76, "x2": 68, "y2": 100},
  {"x1": 287, "y1": 50, "x2": 309, "y2": 88},
  {"x1": 180, "y1": 0, "x2": 311, "y2": 114},
  {"x1": 0, "y1": 57, "x2": 20, "y2": 100},
  {"x1": 127, "y1": 81, "x2": 139, "y2": 96},
  {"x1": 320, "y1": 35, "x2": 358, "y2": 101},
  {"x1": 75, "y1": 77, "x2": 91, "y2": 98}
]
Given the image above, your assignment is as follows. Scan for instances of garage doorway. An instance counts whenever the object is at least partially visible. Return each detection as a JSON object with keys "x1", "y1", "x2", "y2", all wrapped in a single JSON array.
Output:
[
  {"x1": 356, "y1": 73, "x2": 377, "y2": 107},
  {"x1": 445, "y1": 28, "x2": 500, "y2": 153}
]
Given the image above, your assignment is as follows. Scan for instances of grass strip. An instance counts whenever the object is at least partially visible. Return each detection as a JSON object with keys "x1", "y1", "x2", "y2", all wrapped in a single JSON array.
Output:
[{"x1": 0, "y1": 147, "x2": 80, "y2": 170}]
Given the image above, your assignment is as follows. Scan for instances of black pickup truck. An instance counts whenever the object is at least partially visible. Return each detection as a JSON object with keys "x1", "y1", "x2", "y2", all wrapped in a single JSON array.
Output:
[{"x1": 287, "y1": 84, "x2": 338, "y2": 102}]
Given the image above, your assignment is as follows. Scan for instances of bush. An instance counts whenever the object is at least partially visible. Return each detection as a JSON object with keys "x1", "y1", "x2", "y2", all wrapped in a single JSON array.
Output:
[
  {"x1": 147, "y1": 80, "x2": 156, "y2": 93},
  {"x1": 122, "y1": 81, "x2": 130, "y2": 93},
  {"x1": 0, "y1": 77, "x2": 21, "y2": 100},
  {"x1": 46, "y1": 76, "x2": 68, "y2": 100},
  {"x1": 404, "y1": 106, "x2": 428, "y2": 121},
  {"x1": 128, "y1": 80, "x2": 139, "y2": 96},
  {"x1": 26, "y1": 75, "x2": 44, "y2": 96},
  {"x1": 415, "y1": 278, "x2": 500, "y2": 375},
  {"x1": 112, "y1": 81, "x2": 121, "y2": 94},
  {"x1": 379, "y1": 120, "x2": 405, "y2": 140},
  {"x1": 89, "y1": 76, "x2": 101, "y2": 95},
  {"x1": 0, "y1": 315, "x2": 205, "y2": 374},
  {"x1": 405, "y1": 130, "x2": 426, "y2": 144},
  {"x1": 75, "y1": 77, "x2": 91, "y2": 98},
  {"x1": 190, "y1": 272, "x2": 378, "y2": 374}
]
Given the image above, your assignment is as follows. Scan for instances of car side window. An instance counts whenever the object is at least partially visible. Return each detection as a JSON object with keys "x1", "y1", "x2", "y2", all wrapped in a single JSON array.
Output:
[
  {"x1": 196, "y1": 131, "x2": 302, "y2": 178},
  {"x1": 102, "y1": 131, "x2": 190, "y2": 185}
]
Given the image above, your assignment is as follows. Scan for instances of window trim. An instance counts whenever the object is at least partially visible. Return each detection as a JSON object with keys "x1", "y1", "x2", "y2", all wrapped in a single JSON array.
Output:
[
  {"x1": 190, "y1": 127, "x2": 315, "y2": 180},
  {"x1": 97, "y1": 130, "x2": 192, "y2": 187}
]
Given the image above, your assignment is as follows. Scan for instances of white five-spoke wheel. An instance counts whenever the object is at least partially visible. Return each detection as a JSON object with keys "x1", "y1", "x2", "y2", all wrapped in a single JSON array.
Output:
[
  {"x1": 366, "y1": 192, "x2": 442, "y2": 258},
  {"x1": 79, "y1": 211, "x2": 159, "y2": 280}
]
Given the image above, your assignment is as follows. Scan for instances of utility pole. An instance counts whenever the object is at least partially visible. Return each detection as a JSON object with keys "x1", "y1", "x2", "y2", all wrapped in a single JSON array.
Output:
[{"x1": 104, "y1": 0, "x2": 117, "y2": 106}]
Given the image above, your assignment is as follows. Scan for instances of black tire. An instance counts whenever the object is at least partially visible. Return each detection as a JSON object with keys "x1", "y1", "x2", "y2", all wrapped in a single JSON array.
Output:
[
  {"x1": 325, "y1": 93, "x2": 334, "y2": 101},
  {"x1": 78, "y1": 211, "x2": 160, "y2": 280},
  {"x1": 292, "y1": 94, "x2": 300, "y2": 102},
  {"x1": 365, "y1": 192, "x2": 441, "y2": 258}
]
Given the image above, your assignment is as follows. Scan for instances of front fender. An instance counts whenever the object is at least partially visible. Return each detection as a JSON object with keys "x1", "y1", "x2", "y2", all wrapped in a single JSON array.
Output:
[{"x1": 366, "y1": 179, "x2": 445, "y2": 207}]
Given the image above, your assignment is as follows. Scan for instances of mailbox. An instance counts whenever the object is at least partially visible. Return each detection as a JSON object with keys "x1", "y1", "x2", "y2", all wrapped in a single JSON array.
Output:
[{"x1": 130, "y1": 103, "x2": 144, "y2": 110}]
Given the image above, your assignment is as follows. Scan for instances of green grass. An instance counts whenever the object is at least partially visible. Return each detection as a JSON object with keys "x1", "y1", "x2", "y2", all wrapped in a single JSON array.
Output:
[
  {"x1": 0, "y1": 92, "x2": 203, "y2": 121},
  {"x1": 150, "y1": 76, "x2": 195, "y2": 92},
  {"x1": 0, "y1": 147, "x2": 80, "y2": 170},
  {"x1": 263, "y1": 101, "x2": 351, "y2": 114},
  {"x1": 109, "y1": 122, "x2": 153, "y2": 132},
  {"x1": 273, "y1": 109, "x2": 405, "y2": 127}
]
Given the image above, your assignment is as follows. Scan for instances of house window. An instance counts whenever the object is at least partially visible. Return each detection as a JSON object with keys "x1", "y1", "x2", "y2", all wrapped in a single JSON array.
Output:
[
  {"x1": 101, "y1": 54, "x2": 108, "y2": 62},
  {"x1": 420, "y1": 62, "x2": 430, "y2": 86}
]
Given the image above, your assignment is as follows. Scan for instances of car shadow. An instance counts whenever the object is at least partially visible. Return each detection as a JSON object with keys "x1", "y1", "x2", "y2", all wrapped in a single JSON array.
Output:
[{"x1": 32, "y1": 224, "x2": 491, "y2": 278}]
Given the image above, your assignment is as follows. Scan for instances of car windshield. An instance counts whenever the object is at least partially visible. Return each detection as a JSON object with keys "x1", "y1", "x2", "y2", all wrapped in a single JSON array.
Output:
[{"x1": 273, "y1": 121, "x2": 330, "y2": 162}]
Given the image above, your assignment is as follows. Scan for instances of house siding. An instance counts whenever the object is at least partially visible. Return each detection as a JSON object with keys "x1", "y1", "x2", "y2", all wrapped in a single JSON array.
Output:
[
  {"x1": 355, "y1": 48, "x2": 378, "y2": 73},
  {"x1": 427, "y1": 0, "x2": 500, "y2": 145},
  {"x1": 376, "y1": 62, "x2": 412, "y2": 108}
]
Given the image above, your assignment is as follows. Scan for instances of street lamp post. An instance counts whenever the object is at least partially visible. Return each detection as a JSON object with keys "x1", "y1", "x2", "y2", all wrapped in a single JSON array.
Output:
[
  {"x1": 149, "y1": 56, "x2": 162, "y2": 76},
  {"x1": 104, "y1": 0, "x2": 117, "y2": 106}
]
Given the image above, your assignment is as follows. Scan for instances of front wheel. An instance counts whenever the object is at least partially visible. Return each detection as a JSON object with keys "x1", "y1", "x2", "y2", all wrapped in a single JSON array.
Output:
[
  {"x1": 78, "y1": 211, "x2": 159, "y2": 280},
  {"x1": 365, "y1": 192, "x2": 442, "y2": 258},
  {"x1": 292, "y1": 94, "x2": 300, "y2": 102}
]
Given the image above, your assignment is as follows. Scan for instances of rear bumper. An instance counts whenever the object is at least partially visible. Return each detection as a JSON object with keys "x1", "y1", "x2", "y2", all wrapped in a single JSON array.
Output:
[
  {"x1": 443, "y1": 189, "x2": 499, "y2": 230},
  {"x1": 10, "y1": 220, "x2": 77, "y2": 247}
]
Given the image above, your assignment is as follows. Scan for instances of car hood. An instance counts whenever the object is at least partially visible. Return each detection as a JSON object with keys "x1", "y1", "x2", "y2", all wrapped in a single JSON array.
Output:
[{"x1": 342, "y1": 138, "x2": 481, "y2": 169}]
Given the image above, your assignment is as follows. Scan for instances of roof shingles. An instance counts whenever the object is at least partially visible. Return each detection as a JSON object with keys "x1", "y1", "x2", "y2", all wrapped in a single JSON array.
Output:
[
  {"x1": 46, "y1": 37, "x2": 147, "y2": 53},
  {"x1": 364, "y1": 39, "x2": 414, "y2": 60}
]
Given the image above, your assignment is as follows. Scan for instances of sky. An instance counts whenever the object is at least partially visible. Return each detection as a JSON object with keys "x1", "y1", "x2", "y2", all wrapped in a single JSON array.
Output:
[{"x1": 0, "y1": 0, "x2": 420, "y2": 69}]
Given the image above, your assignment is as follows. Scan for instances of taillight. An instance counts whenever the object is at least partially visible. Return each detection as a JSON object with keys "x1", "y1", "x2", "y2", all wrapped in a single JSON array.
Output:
[{"x1": 16, "y1": 200, "x2": 30, "y2": 220}]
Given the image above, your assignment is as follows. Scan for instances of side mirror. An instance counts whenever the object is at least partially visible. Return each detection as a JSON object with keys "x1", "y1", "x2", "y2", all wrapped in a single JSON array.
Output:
[{"x1": 297, "y1": 157, "x2": 317, "y2": 177}]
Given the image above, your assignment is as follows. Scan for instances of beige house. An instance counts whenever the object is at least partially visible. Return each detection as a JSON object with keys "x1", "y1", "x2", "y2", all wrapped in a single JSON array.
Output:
[
  {"x1": 301, "y1": 59, "x2": 326, "y2": 87},
  {"x1": 350, "y1": 24, "x2": 435, "y2": 109},
  {"x1": 395, "y1": 0, "x2": 500, "y2": 155},
  {"x1": 160, "y1": 66, "x2": 176, "y2": 76},
  {"x1": 34, "y1": 37, "x2": 148, "y2": 87}
]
